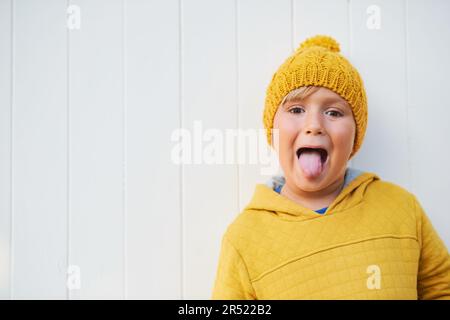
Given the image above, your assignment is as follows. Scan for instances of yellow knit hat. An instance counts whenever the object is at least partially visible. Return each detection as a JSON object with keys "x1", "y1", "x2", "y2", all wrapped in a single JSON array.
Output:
[{"x1": 263, "y1": 35, "x2": 368, "y2": 159}]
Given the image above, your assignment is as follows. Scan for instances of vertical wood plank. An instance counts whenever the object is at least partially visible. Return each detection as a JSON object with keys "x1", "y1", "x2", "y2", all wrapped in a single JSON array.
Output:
[
  {"x1": 238, "y1": 0, "x2": 292, "y2": 211},
  {"x1": 182, "y1": 0, "x2": 239, "y2": 299},
  {"x1": 295, "y1": 0, "x2": 350, "y2": 55},
  {"x1": 69, "y1": 0, "x2": 124, "y2": 299},
  {"x1": 0, "y1": 0, "x2": 12, "y2": 299},
  {"x1": 13, "y1": 0, "x2": 68, "y2": 298},
  {"x1": 126, "y1": 0, "x2": 181, "y2": 299},
  {"x1": 350, "y1": 0, "x2": 410, "y2": 189},
  {"x1": 407, "y1": 0, "x2": 450, "y2": 248}
]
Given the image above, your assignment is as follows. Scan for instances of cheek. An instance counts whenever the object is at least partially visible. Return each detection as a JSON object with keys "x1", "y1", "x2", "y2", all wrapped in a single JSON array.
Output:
[
  {"x1": 329, "y1": 121, "x2": 356, "y2": 154},
  {"x1": 273, "y1": 114, "x2": 299, "y2": 148}
]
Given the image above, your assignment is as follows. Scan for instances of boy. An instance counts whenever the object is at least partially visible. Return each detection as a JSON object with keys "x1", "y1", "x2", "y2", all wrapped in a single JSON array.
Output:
[{"x1": 211, "y1": 35, "x2": 450, "y2": 299}]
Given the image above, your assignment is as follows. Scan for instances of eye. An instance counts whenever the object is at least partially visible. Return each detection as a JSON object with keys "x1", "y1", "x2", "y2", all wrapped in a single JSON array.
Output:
[
  {"x1": 288, "y1": 106, "x2": 304, "y2": 114},
  {"x1": 326, "y1": 109, "x2": 343, "y2": 117}
]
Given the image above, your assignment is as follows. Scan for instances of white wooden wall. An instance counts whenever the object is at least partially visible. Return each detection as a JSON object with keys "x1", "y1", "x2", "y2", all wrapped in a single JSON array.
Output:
[{"x1": 0, "y1": 0, "x2": 449, "y2": 299}]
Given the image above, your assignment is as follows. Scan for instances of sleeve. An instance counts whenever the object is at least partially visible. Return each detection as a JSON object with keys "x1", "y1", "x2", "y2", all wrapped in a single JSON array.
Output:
[
  {"x1": 413, "y1": 195, "x2": 450, "y2": 300},
  {"x1": 211, "y1": 234, "x2": 257, "y2": 300}
]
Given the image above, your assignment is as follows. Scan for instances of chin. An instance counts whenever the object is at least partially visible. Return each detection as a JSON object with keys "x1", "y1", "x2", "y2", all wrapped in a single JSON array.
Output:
[{"x1": 292, "y1": 171, "x2": 327, "y2": 192}]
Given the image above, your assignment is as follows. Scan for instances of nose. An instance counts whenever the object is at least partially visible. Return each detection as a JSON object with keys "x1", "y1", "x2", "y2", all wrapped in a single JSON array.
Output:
[{"x1": 304, "y1": 112, "x2": 324, "y2": 135}]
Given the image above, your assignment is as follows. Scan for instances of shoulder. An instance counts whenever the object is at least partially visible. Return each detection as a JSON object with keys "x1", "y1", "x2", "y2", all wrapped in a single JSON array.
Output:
[
  {"x1": 364, "y1": 177, "x2": 418, "y2": 217},
  {"x1": 366, "y1": 178, "x2": 414, "y2": 202},
  {"x1": 221, "y1": 209, "x2": 273, "y2": 251}
]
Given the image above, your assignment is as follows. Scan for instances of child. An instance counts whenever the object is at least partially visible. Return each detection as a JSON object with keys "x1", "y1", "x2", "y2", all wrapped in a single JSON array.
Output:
[{"x1": 211, "y1": 35, "x2": 450, "y2": 299}]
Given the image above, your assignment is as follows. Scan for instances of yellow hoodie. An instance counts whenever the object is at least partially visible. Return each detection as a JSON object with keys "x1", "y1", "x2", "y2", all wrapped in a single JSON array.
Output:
[{"x1": 211, "y1": 170, "x2": 450, "y2": 300}]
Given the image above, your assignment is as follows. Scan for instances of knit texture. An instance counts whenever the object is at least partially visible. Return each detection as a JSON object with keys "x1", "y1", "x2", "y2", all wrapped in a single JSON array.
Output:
[
  {"x1": 211, "y1": 172, "x2": 450, "y2": 299},
  {"x1": 263, "y1": 35, "x2": 368, "y2": 159}
]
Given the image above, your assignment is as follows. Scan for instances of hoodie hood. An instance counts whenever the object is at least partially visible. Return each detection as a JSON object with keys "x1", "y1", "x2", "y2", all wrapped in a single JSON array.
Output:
[{"x1": 244, "y1": 167, "x2": 380, "y2": 221}]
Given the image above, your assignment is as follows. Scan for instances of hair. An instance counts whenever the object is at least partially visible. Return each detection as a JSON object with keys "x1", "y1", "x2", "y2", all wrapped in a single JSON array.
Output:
[{"x1": 279, "y1": 86, "x2": 321, "y2": 108}]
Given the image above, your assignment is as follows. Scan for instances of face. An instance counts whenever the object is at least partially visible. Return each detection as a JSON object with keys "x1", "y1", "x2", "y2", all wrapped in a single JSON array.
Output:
[{"x1": 272, "y1": 86, "x2": 356, "y2": 192}]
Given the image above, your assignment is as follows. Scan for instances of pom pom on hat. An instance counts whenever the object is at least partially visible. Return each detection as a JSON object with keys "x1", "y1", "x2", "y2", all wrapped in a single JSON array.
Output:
[{"x1": 297, "y1": 35, "x2": 340, "y2": 53}]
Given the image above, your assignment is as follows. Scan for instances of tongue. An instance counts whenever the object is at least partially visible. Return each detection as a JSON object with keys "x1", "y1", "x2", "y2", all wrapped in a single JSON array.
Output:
[{"x1": 298, "y1": 150, "x2": 323, "y2": 178}]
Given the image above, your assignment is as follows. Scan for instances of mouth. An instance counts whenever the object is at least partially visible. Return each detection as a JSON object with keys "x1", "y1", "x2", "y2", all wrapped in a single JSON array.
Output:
[
  {"x1": 295, "y1": 146, "x2": 329, "y2": 179},
  {"x1": 296, "y1": 147, "x2": 328, "y2": 164}
]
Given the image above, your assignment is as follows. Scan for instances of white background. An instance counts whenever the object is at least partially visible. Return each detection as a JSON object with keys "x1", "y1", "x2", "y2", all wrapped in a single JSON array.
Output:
[{"x1": 0, "y1": 0, "x2": 449, "y2": 299}]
